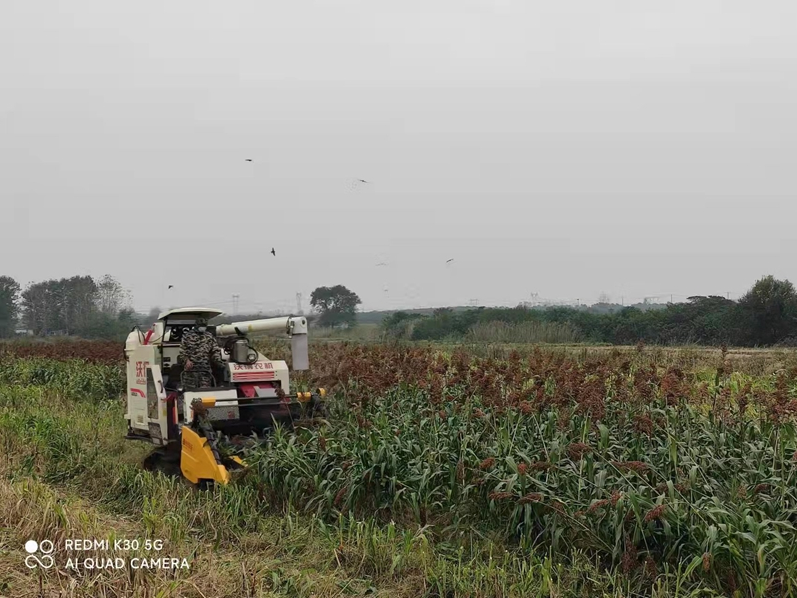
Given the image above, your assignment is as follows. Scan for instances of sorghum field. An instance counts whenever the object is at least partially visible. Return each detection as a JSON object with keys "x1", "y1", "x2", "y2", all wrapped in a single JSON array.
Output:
[{"x1": 1, "y1": 340, "x2": 797, "y2": 597}]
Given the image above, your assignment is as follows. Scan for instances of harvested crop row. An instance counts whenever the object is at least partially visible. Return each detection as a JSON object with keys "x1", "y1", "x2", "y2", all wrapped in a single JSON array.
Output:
[{"x1": 0, "y1": 339, "x2": 122, "y2": 364}]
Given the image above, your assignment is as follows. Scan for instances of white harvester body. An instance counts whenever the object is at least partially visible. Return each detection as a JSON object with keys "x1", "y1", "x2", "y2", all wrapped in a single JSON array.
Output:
[{"x1": 122, "y1": 307, "x2": 324, "y2": 485}]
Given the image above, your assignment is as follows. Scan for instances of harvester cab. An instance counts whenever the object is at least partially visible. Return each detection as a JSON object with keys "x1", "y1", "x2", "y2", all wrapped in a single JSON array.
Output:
[{"x1": 123, "y1": 308, "x2": 326, "y2": 487}]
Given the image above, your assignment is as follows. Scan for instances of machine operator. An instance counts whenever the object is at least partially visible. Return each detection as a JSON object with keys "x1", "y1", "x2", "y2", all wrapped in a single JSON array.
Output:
[{"x1": 177, "y1": 317, "x2": 224, "y2": 388}]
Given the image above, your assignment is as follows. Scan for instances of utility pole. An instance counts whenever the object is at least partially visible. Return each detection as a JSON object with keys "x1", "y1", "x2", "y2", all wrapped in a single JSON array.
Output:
[{"x1": 295, "y1": 292, "x2": 304, "y2": 315}]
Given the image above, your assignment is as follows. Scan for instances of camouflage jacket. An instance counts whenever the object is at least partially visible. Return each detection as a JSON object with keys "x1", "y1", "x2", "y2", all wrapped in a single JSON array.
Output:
[{"x1": 177, "y1": 329, "x2": 223, "y2": 370}]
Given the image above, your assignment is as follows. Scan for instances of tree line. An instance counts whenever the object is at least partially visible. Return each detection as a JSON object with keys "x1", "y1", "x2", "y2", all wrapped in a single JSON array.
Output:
[
  {"x1": 0, "y1": 274, "x2": 137, "y2": 339},
  {"x1": 0, "y1": 278, "x2": 366, "y2": 340},
  {"x1": 382, "y1": 275, "x2": 797, "y2": 347},
  {"x1": 5, "y1": 274, "x2": 797, "y2": 347}
]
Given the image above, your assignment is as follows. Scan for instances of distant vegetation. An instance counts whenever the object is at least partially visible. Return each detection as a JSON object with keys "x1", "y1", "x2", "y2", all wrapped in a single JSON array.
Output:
[
  {"x1": 5, "y1": 274, "x2": 797, "y2": 348},
  {"x1": 309, "y1": 285, "x2": 361, "y2": 328},
  {"x1": 381, "y1": 275, "x2": 797, "y2": 347},
  {"x1": 466, "y1": 320, "x2": 581, "y2": 344},
  {"x1": 0, "y1": 274, "x2": 137, "y2": 340}
]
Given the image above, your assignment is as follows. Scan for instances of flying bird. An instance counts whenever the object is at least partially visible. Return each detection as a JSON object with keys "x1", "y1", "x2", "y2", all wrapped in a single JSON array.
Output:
[
  {"x1": 245, "y1": 159, "x2": 253, "y2": 162},
  {"x1": 271, "y1": 248, "x2": 276, "y2": 256},
  {"x1": 446, "y1": 259, "x2": 454, "y2": 263},
  {"x1": 376, "y1": 262, "x2": 388, "y2": 267},
  {"x1": 350, "y1": 178, "x2": 373, "y2": 190}
]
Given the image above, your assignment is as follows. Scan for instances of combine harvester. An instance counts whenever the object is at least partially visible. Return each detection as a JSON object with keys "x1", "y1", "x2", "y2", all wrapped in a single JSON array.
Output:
[{"x1": 124, "y1": 308, "x2": 326, "y2": 487}]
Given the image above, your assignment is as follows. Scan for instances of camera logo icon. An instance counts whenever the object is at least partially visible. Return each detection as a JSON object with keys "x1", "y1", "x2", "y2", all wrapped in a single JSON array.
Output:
[{"x1": 24, "y1": 540, "x2": 54, "y2": 569}]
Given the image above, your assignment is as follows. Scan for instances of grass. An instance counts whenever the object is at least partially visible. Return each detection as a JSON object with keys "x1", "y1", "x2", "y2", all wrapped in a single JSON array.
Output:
[
  {"x1": 304, "y1": 324, "x2": 382, "y2": 343},
  {"x1": 2, "y1": 343, "x2": 797, "y2": 596},
  {"x1": 466, "y1": 321, "x2": 582, "y2": 344}
]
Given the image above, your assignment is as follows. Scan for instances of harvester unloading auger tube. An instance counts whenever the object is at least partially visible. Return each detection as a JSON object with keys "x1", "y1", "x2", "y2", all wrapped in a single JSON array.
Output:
[{"x1": 123, "y1": 308, "x2": 327, "y2": 488}]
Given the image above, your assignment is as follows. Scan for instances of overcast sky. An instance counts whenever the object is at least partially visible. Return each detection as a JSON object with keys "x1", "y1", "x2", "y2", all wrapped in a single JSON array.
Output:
[{"x1": 2, "y1": 1, "x2": 796, "y2": 314}]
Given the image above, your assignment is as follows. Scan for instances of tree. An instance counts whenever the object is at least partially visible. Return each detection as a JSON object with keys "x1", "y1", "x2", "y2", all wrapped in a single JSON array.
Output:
[
  {"x1": 96, "y1": 274, "x2": 125, "y2": 316},
  {"x1": 22, "y1": 275, "x2": 99, "y2": 335},
  {"x1": 58, "y1": 275, "x2": 98, "y2": 334},
  {"x1": 381, "y1": 311, "x2": 426, "y2": 339},
  {"x1": 18, "y1": 274, "x2": 137, "y2": 339},
  {"x1": 0, "y1": 276, "x2": 20, "y2": 337},
  {"x1": 22, "y1": 280, "x2": 57, "y2": 334},
  {"x1": 310, "y1": 285, "x2": 362, "y2": 328},
  {"x1": 737, "y1": 275, "x2": 797, "y2": 346}
]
